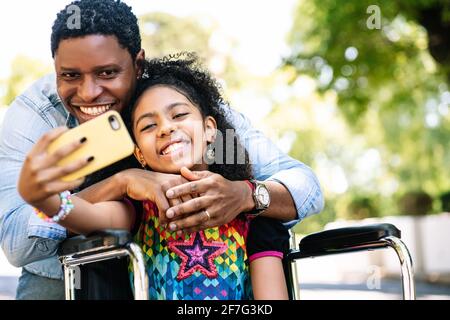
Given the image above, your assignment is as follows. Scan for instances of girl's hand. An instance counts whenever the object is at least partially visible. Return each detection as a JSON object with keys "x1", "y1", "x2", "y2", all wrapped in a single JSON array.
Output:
[
  {"x1": 120, "y1": 168, "x2": 195, "y2": 225},
  {"x1": 18, "y1": 126, "x2": 91, "y2": 207}
]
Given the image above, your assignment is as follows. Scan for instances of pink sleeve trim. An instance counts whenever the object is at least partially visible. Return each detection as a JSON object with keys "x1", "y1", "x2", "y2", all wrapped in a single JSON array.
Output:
[{"x1": 249, "y1": 251, "x2": 284, "y2": 263}]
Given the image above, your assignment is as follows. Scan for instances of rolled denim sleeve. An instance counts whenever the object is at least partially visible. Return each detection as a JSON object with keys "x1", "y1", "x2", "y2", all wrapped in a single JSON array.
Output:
[
  {"x1": 224, "y1": 106, "x2": 324, "y2": 228},
  {"x1": 268, "y1": 167, "x2": 324, "y2": 228},
  {"x1": 0, "y1": 93, "x2": 67, "y2": 267}
]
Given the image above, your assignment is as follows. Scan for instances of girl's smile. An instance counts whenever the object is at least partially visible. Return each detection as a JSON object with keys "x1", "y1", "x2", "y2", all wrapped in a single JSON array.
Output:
[
  {"x1": 160, "y1": 140, "x2": 191, "y2": 158},
  {"x1": 132, "y1": 85, "x2": 216, "y2": 173}
]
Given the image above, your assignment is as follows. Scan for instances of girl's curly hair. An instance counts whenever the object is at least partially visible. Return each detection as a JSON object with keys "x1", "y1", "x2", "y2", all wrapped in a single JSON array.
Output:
[{"x1": 124, "y1": 52, "x2": 253, "y2": 181}]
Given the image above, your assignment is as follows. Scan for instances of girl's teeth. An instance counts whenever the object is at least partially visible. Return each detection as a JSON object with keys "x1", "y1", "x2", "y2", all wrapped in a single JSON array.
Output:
[{"x1": 162, "y1": 142, "x2": 185, "y2": 155}]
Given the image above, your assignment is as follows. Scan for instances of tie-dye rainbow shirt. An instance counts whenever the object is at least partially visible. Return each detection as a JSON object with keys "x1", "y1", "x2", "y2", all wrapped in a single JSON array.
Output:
[{"x1": 133, "y1": 200, "x2": 253, "y2": 300}]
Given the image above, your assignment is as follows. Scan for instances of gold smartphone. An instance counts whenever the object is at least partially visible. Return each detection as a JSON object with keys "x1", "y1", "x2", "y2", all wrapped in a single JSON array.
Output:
[{"x1": 47, "y1": 110, "x2": 135, "y2": 182}]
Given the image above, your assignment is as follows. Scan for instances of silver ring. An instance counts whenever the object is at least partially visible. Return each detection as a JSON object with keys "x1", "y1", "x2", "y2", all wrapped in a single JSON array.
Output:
[{"x1": 204, "y1": 210, "x2": 211, "y2": 221}]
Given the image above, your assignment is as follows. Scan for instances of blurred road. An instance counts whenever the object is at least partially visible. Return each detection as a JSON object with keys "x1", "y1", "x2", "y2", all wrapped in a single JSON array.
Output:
[
  {"x1": 0, "y1": 250, "x2": 20, "y2": 300},
  {"x1": 1, "y1": 275, "x2": 449, "y2": 300},
  {"x1": 0, "y1": 276, "x2": 18, "y2": 300},
  {"x1": 299, "y1": 279, "x2": 450, "y2": 300}
]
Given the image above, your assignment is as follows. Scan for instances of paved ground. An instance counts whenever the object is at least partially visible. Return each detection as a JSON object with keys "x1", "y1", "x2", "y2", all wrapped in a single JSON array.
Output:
[
  {"x1": 299, "y1": 279, "x2": 450, "y2": 300},
  {"x1": 1, "y1": 275, "x2": 449, "y2": 300},
  {"x1": 0, "y1": 276, "x2": 18, "y2": 300}
]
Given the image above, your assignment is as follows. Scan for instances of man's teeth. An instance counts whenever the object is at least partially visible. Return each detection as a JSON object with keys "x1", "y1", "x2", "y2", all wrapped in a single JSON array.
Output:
[
  {"x1": 79, "y1": 104, "x2": 112, "y2": 115},
  {"x1": 161, "y1": 142, "x2": 186, "y2": 155}
]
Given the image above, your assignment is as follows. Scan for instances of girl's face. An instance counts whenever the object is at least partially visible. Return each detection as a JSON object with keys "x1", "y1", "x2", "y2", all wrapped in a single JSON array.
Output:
[{"x1": 132, "y1": 85, "x2": 216, "y2": 173}]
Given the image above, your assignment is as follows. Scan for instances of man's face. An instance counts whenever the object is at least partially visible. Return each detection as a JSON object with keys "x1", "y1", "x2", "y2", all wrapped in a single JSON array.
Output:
[{"x1": 54, "y1": 35, "x2": 139, "y2": 123}]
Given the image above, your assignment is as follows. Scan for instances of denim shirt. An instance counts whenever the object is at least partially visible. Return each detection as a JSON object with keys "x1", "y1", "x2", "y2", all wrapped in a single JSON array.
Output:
[{"x1": 0, "y1": 74, "x2": 324, "y2": 280}]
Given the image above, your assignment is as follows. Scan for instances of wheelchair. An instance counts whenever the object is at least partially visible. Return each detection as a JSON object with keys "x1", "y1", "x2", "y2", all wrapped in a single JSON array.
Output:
[
  {"x1": 58, "y1": 230, "x2": 149, "y2": 300},
  {"x1": 58, "y1": 223, "x2": 415, "y2": 300}
]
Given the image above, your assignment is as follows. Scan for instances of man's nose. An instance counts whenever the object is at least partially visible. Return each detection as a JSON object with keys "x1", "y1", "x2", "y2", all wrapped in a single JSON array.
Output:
[{"x1": 77, "y1": 76, "x2": 102, "y2": 103}]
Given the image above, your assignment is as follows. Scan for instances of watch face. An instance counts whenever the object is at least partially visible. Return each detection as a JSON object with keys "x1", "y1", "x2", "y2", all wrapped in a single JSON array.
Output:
[{"x1": 257, "y1": 185, "x2": 270, "y2": 206}]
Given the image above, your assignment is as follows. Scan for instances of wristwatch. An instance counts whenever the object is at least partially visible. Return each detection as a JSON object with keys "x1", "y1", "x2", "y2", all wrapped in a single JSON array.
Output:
[{"x1": 246, "y1": 179, "x2": 271, "y2": 217}]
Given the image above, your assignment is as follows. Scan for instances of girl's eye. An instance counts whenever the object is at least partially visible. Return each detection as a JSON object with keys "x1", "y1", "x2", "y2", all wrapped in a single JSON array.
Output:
[
  {"x1": 174, "y1": 113, "x2": 189, "y2": 119},
  {"x1": 140, "y1": 124, "x2": 156, "y2": 132}
]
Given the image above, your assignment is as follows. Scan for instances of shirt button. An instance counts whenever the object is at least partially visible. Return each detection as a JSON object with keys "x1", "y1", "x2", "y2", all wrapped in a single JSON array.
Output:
[{"x1": 36, "y1": 241, "x2": 49, "y2": 252}]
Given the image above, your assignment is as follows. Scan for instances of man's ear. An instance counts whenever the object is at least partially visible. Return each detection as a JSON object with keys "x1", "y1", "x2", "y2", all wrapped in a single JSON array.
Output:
[
  {"x1": 133, "y1": 145, "x2": 147, "y2": 168},
  {"x1": 135, "y1": 49, "x2": 146, "y2": 79},
  {"x1": 205, "y1": 116, "x2": 217, "y2": 143}
]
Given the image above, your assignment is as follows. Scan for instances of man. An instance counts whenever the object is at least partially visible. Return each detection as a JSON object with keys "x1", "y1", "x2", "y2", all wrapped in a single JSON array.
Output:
[{"x1": 0, "y1": 0, "x2": 323, "y2": 299}]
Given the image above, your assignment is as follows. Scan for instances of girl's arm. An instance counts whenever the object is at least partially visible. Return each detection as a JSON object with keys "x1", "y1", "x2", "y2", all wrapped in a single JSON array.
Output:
[
  {"x1": 35, "y1": 194, "x2": 135, "y2": 235},
  {"x1": 250, "y1": 257, "x2": 288, "y2": 300},
  {"x1": 246, "y1": 216, "x2": 290, "y2": 300}
]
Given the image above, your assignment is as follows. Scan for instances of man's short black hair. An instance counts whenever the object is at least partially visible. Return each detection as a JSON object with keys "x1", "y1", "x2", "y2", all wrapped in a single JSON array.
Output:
[{"x1": 50, "y1": 0, "x2": 141, "y2": 59}]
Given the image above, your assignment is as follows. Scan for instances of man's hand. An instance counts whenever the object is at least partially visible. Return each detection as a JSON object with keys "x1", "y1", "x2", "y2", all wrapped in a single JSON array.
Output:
[
  {"x1": 18, "y1": 127, "x2": 89, "y2": 207},
  {"x1": 119, "y1": 168, "x2": 196, "y2": 226},
  {"x1": 165, "y1": 167, "x2": 254, "y2": 233}
]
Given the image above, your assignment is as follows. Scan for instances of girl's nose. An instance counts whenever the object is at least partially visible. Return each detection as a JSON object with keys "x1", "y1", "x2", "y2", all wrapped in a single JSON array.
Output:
[{"x1": 158, "y1": 121, "x2": 176, "y2": 137}]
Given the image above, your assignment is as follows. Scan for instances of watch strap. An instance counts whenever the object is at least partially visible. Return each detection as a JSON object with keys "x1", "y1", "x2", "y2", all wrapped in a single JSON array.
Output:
[{"x1": 244, "y1": 179, "x2": 264, "y2": 217}]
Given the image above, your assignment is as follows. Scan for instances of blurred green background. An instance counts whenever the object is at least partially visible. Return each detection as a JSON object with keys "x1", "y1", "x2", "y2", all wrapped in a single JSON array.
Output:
[{"x1": 0, "y1": 0, "x2": 449, "y2": 235}]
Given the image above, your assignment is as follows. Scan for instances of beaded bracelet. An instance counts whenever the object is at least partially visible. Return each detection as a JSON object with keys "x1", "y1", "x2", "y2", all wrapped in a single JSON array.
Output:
[{"x1": 34, "y1": 190, "x2": 74, "y2": 223}]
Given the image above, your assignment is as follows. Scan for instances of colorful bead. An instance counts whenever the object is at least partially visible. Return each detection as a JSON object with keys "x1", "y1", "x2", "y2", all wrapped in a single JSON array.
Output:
[{"x1": 34, "y1": 190, "x2": 74, "y2": 223}]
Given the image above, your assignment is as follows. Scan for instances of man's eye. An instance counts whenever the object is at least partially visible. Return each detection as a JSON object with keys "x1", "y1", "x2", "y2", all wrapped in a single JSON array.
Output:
[
  {"x1": 140, "y1": 124, "x2": 156, "y2": 132},
  {"x1": 98, "y1": 70, "x2": 117, "y2": 78},
  {"x1": 61, "y1": 72, "x2": 79, "y2": 79},
  {"x1": 174, "y1": 113, "x2": 189, "y2": 119}
]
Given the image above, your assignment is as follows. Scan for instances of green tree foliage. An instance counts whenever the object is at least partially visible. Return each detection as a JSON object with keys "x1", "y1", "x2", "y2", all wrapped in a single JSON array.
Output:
[
  {"x1": 282, "y1": 0, "x2": 450, "y2": 229},
  {"x1": 398, "y1": 190, "x2": 433, "y2": 215},
  {"x1": 439, "y1": 191, "x2": 450, "y2": 212},
  {"x1": 139, "y1": 12, "x2": 246, "y2": 95},
  {"x1": 285, "y1": 0, "x2": 449, "y2": 123},
  {"x1": 140, "y1": 12, "x2": 211, "y2": 59}
]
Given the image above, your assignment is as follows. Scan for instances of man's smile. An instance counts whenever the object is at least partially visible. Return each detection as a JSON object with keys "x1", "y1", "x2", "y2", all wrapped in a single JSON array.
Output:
[
  {"x1": 78, "y1": 104, "x2": 113, "y2": 116},
  {"x1": 69, "y1": 101, "x2": 119, "y2": 121}
]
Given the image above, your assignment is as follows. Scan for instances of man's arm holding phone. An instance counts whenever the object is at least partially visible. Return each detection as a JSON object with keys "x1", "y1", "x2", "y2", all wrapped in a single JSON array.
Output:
[
  {"x1": 18, "y1": 125, "x2": 186, "y2": 227},
  {"x1": 17, "y1": 126, "x2": 136, "y2": 235},
  {"x1": 0, "y1": 98, "x2": 69, "y2": 267}
]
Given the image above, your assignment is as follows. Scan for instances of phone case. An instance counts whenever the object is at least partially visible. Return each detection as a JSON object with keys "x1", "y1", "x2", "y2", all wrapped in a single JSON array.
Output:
[{"x1": 47, "y1": 110, "x2": 135, "y2": 182}]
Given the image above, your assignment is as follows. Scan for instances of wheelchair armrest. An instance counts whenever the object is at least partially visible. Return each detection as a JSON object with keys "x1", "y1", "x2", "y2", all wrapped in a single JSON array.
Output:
[
  {"x1": 297, "y1": 223, "x2": 401, "y2": 257},
  {"x1": 58, "y1": 229, "x2": 132, "y2": 257}
]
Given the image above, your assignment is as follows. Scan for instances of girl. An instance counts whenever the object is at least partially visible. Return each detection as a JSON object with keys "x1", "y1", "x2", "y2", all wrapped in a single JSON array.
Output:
[{"x1": 18, "y1": 53, "x2": 290, "y2": 300}]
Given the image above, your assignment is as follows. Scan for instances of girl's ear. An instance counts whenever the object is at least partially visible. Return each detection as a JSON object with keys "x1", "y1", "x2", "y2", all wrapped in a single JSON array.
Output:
[
  {"x1": 133, "y1": 145, "x2": 147, "y2": 168},
  {"x1": 205, "y1": 116, "x2": 217, "y2": 143}
]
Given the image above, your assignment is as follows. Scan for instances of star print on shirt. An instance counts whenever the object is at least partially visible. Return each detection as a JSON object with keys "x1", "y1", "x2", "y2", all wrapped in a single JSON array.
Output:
[{"x1": 168, "y1": 231, "x2": 227, "y2": 280}]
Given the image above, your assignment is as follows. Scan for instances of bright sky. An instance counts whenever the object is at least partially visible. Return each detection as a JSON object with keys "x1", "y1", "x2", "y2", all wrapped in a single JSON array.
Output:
[{"x1": 0, "y1": 0, "x2": 297, "y2": 78}]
